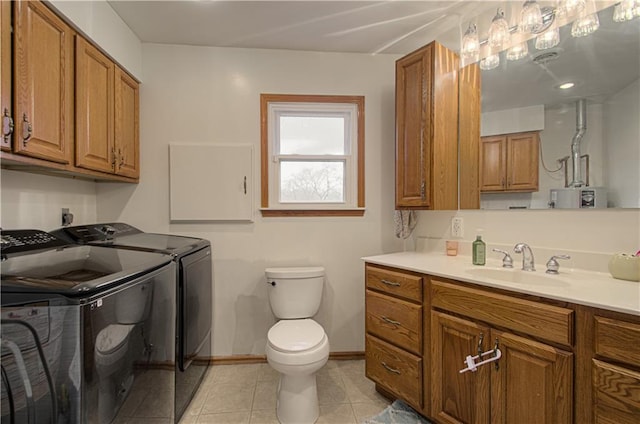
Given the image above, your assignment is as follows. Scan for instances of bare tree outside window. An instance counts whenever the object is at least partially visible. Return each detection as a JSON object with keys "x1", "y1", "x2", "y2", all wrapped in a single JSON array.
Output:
[{"x1": 280, "y1": 162, "x2": 344, "y2": 202}]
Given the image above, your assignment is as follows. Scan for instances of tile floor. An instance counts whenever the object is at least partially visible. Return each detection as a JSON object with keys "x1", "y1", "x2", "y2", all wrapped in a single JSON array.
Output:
[{"x1": 178, "y1": 359, "x2": 391, "y2": 424}]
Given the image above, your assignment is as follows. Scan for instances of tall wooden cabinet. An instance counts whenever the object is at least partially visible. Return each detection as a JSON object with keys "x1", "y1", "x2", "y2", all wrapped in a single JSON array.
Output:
[
  {"x1": 12, "y1": 0, "x2": 74, "y2": 164},
  {"x1": 480, "y1": 131, "x2": 539, "y2": 192},
  {"x1": 1, "y1": 0, "x2": 11, "y2": 151},
  {"x1": 395, "y1": 41, "x2": 459, "y2": 210}
]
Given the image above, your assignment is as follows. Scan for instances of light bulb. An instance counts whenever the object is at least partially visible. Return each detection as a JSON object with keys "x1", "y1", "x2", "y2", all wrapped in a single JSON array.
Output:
[
  {"x1": 520, "y1": 0, "x2": 543, "y2": 33},
  {"x1": 489, "y1": 8, "x2": 510, "y2": 50},
  {"x1": 480, "y1": 54, "x2": 500, "y2": 70},
  {"x1": 571, "y1": 12, "x2": 599, "y2": 37},
  {"x1": 535, "y1": 27, "x2": 560, "y2": 50},
  {"x1": 461, "y1": 23, "x2": 480, "y2": 62}
]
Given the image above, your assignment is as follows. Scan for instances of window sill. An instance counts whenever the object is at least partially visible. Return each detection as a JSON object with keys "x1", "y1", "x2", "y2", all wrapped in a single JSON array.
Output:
[{"x1": 260, "y1": 208, "x2": 365, "y2": 217}]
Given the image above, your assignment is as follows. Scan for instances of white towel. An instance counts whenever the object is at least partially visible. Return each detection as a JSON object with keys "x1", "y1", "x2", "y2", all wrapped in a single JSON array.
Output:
[{"x1": 394, "y1": 210, "x2": 417, "y2": 239}]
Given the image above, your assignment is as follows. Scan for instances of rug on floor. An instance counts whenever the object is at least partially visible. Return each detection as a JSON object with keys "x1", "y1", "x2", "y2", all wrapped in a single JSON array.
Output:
[{"x1": 362, "y1": 400, "x2": 432, "y2": 424}]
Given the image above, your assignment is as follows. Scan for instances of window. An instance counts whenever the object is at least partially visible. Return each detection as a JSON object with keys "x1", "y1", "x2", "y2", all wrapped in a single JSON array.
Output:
[{"x1": 260, "y1": 94, "x2": 365, "y2": 217}]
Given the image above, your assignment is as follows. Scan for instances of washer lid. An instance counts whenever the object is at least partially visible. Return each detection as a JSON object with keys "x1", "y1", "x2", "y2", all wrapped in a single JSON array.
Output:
[
  {"x1": 268, "y1": 319, "x2": 326, "y2": 353},
  {"x1": 265, "y1": 267, "x2": 324, "y2": 279},
  {"x1": 96, "y1": 324, "x2": 134, "y2": 354}
]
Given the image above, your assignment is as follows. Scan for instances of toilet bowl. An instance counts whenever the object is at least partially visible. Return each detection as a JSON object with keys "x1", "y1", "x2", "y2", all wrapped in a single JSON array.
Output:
[
  {"x1": 95, "y1": 324, "x2": 136, "y2": 423},
  {"x1": 265, "y1": 267, "x2": 329, "y2": 424}
]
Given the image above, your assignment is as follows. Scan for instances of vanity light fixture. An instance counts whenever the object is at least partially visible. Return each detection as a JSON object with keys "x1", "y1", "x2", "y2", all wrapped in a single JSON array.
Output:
[
  {"x1": 535, "y1": 27, "x2": 560, "y2": 49},
  {"x1": 613, "y1": 0, "x2": 640, "y2": 22},
  {"x1": 488, "y1": 8, "x2": 511, "y2": 49},
  {"x1": 521, "y1": 0, "x2": 544, "y2": 33},
  {"x1": 480, "y1": 53, "x2": 500, "y2": 70},
  {"x1": 507, "y1": 28, "x2": 529, "y2": 61},
  {"x1": 556, "y1": 0, "x2": 586, "y2": 18},
  {"x1": 461, "y1": 23, "x2": 480, "y2": 62},
  {"x1": 571, "y1": 11, "x2": 600, "y2": 36},
  {"x1": 558, "y1": 82, "x2": 575, "y2": 89}
]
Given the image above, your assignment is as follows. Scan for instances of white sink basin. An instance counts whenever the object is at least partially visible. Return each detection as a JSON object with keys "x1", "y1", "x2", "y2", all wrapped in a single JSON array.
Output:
[{"x1": 465, "y1": 267, "x2": 569, "y2": 287}]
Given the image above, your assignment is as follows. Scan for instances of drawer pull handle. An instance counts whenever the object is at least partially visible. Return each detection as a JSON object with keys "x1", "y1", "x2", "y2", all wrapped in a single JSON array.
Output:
[
  {"x1": 381, "y1": 316, "x2": 401, "y2": 326},
  {"x1": 381, "y1": 279, "x2": 401, "y2": 287},
  {"x1": 381, "y1": 362, "x2": 401, "y2": 375}
]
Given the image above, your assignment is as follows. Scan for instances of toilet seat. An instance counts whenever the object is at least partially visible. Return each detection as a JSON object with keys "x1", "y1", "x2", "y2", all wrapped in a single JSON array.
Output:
[
  {"x1": 95, "y1": 324, "x2": 134, "y2": 368},
  {"x1": 267, "y1": 319, "x2": 325, "y2": 353}
]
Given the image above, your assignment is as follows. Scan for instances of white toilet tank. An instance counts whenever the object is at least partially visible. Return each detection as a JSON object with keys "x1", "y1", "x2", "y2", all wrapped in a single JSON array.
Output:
[
  {"x1": 115, "y1": 281, "x2": 152, "y2": 324},
  {"x1": 266, "y1": 267, "x2": 324, "y2": 319}
]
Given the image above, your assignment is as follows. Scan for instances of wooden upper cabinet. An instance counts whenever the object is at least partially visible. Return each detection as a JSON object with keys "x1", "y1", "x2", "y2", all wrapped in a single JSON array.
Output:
[
  {"x1": 480, "y1": 131, "x2": 539, "y2": 193},
  {"x1": 1, "y1": 0, "x2": 11, "y2": 151},
  {"x1": 13, "y1": 0, "x2": 74, "y2": 163},
  {"x1": 75, "y1": 36, "x2": 115, "y2": 173},
  {"x1": 395, "y1": 41, "x2": 459, "y2": 210},
  {"x1": 114, "y1": 67, "x2": 139, "y2": 179}
]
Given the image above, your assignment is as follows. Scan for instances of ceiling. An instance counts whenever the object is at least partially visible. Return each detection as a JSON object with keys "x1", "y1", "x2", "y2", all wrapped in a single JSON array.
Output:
[
  {"x1": 108, "y1": 1, "x2": 639, "y2": 111},
  {"x1": 107, "y1": 0, "x2": 496, "y2": 55}
]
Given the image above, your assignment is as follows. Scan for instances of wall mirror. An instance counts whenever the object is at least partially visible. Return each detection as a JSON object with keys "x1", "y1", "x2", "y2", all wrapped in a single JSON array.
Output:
[{"x1": 457, "y1": 1, "x2": 639, "y2": 210}]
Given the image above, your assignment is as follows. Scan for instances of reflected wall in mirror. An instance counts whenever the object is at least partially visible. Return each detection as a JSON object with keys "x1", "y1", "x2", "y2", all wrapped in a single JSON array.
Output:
[{"x1": 463, "y1": 1, "x2": 639, "y2": 210}]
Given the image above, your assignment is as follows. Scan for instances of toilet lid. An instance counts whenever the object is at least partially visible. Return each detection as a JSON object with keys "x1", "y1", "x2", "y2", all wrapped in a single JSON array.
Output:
[
  {"x1": 96, "y1": 324, "x2": 134, "y2": 355},
  {"x1": 268, "y1": 319, "x2": 326, "y2": 353}
]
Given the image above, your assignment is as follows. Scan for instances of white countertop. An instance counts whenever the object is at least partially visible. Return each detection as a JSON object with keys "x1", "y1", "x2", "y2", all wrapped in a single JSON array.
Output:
[{"x1": 363, "y1": 252, "x2": 640, "y2": 316}]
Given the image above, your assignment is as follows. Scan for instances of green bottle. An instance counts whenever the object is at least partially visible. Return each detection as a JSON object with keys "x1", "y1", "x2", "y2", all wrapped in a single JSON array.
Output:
[{"x1": 472, "y1": 235, "x2": 486, "y2": 265}]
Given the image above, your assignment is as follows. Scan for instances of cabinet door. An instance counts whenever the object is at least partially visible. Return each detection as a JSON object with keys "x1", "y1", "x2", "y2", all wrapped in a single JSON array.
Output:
[
  {"x1": 114, "y1": 67, "x2": 139, "y2": 178},
  {"x1": 395, "y1": 44, "x2": 431, "y2": 208},
  {"x1": 506, "y1": 132, "x2": 539, "y2": 191},
  {"x1": 13, "y1": 0, "x2": 73, "y2": 163},
  {"x1": 75, "y1": 36, "x2": 115, "y2": 173},
  {"x1": 490, "y1": 329, "x2": 573, "y2": 424},
  {"x1": 431, "y1": 311, "x2": 490, "y2": 424},
  {"x1": 1, "y1": 0, "x2": 11, "y2": 151},
  {"x1": 479, "y1": 136, "x2": 506, "y2": 192}
]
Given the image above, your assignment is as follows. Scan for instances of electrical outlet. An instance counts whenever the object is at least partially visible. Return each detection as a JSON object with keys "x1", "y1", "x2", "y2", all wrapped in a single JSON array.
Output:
[{"x1": 451, "y1": 217, "x2": 464, "y2": 238}]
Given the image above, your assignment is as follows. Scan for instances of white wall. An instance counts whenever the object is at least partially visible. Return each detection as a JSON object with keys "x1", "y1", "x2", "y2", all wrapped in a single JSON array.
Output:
[
  {"x1": 0, "y1": 170, "x2": 97, "y2": 230},
  {"x1": 605, "y1": 79, "x2": 640, "y2": 208},
  {"x1": 94, "y1": 44, "x2": 402, "y2": 356},
  {"x1": 49, "y1": 0, "x2": 143, "y2": 80}
]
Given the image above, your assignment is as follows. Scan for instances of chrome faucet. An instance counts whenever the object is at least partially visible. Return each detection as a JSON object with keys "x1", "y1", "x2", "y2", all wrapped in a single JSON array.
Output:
[{"x1": 514, "y1": 243, "x2": 535, "y2": 271}]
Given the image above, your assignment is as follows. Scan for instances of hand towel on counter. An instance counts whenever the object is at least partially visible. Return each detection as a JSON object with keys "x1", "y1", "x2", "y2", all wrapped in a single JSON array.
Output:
[{"x1": 394, "y1": 210, "x2": 417, "y2": 239}]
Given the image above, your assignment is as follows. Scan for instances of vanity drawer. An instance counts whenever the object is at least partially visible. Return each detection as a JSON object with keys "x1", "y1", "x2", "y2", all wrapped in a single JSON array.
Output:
[
  {"x1": 366, "y1": 264, "x2": 422, "y2": 303},
  {"x1": 431, "y1": 279, "x2": 574, "y2": 346},
  {"x1": 593, "y1": 359, "x2": 640, "y2": 424},
  {"x1": 366, "y1": 334, "x2": 422, "y2": 409},
  {"x1": 595, "y1": 316, "x2": 640, "y2": 367},
  {"x1": 366, "y1": 289, "x2": 422, "y2": 355}
]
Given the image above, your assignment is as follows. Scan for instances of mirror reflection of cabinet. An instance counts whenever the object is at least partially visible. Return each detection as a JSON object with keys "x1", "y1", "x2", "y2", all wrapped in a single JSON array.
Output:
[{"x1": 480, "y1": 131, "x2": 539, "y2": 193}]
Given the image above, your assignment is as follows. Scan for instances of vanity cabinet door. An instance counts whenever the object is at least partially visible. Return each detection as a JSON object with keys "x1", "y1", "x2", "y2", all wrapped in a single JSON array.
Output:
[
  {"x1": 431, "y1": 311, "x2": 490, "y2": 424},
  {"x1": 490, "y1": 329, "x2": 573, "y2": 424},
  {"x1": 480, "y1": 131, "x2": 539, "y2": 193}
]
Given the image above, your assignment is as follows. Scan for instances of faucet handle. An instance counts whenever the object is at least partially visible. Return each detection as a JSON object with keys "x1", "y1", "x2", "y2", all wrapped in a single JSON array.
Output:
[
  {"x1": 546, "y1": 255, "x2": 571, "y2": 274},
  {"x1": 492, "y1": 248, "x2": 514, "y2": 268}
]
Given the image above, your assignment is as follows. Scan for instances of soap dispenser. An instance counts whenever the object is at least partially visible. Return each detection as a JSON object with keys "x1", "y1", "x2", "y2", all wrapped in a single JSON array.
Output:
[{"x1": 472, "y1": 232, "x2": 486, "y2": 266}]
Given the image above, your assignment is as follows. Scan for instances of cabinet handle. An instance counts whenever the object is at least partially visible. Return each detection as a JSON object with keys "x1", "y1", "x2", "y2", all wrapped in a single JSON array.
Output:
[
  {"x1": 420, "y1": 181, "x2": 426, "y2": 201},
  {"x1": 244, "y1": 176, "x2": 247, "y2": 194},
  {"x1": 477, "y1": 332, "x2": 484, "y2": 357},
  {"x1": 381, "y1": 316, "x2": 401, "y2": 326},
  {"x1": 2, "y1": 108, "x2": 14, "y2": 143},
  {"x1": 22, "y1": 113, "x2": 32, "y2": 144},
  {"x1": 111, "y1": 147, "x2": 117, "y2": 170},
  {"x1": 501, "y1": 178, "x2": 505, "y2": 188},
  {"x1": 381, "y1": 362, "x2": 401, "y2": 375},
  {"x1": 493, "y1": 338, "x2": 500, "y2": 371},
  {"x1": 380, "y1": 279, "x2": 400, "y2": 287},
  {"x1": 118, "y1": 148, "x2": 124, "y2": 167}
]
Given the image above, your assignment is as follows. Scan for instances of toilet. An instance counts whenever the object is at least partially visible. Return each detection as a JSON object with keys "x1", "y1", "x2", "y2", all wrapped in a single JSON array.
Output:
[
  {"x1": 265, "y1": 267, "x2": 330, "y2": 424},
  {"x1": 94, "y1": 281, "x2": 152, "y2": 423}
]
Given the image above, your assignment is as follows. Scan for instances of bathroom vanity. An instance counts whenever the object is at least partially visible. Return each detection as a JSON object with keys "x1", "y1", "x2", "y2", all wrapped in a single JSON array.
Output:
[{"x1": 363, "y1": 253, "x2": 640, "y2": 424}]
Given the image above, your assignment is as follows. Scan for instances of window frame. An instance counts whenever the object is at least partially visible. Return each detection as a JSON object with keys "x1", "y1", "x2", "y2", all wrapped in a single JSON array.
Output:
[{"x1": 260, "y1": 94, "x2": 365, "y2": 217}]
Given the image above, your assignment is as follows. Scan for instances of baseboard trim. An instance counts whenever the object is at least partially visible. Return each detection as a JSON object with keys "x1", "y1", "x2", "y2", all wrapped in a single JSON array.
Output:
[{"x1": 210, "y1": 351, "x2": 364, "y2": 365}]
